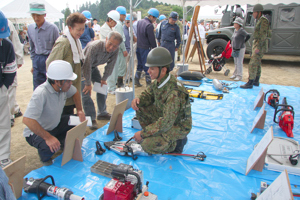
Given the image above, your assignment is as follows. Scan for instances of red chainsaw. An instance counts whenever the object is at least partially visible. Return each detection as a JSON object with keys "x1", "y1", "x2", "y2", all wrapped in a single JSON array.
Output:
[
  {"x1": 264, "y1": 89, "x2": 280, "y2": 108},
  {"x1": 273, "y1": 97, "x2": 294, "y2": 137}
]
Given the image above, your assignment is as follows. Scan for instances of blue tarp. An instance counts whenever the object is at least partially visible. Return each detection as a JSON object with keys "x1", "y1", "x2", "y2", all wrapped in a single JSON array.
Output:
[{"x1": 18, "y1": 79, "x2": 300, "y2": 200}]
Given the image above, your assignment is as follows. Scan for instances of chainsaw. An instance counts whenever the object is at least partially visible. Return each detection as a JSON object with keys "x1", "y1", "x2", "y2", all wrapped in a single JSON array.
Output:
[
  {"x1": 273, "y1": 97, "x2": 294, "y2": 137},
  {"x1": 264, "y1": 89, "x2": 280, "y2": 108}
]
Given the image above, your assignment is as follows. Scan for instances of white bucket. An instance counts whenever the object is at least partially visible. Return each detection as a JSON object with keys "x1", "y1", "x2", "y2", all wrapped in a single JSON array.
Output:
[
  {"x1": 115, "y1": 87, "x2": 133, "y2": 110},
  {"x1": 177, "y1": 63, "x2": 189, "y2": 75}
]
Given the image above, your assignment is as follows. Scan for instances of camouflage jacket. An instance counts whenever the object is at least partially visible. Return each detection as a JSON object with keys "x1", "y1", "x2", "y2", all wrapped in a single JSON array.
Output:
[
  {"x1": 139, "y1": 73, "x2": 192, "y2": 138},
  {"x1": 252, "y1": 16, "x2": 271, "y2": 53}
]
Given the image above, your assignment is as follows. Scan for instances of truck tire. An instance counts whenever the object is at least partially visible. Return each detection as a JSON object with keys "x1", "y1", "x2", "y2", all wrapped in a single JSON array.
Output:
[{"x1": 206, "y1": 39, "x2": 228, "y2": 58}]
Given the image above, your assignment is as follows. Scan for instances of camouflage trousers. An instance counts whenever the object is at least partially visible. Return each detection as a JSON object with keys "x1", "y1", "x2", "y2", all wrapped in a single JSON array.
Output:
[
  {"x1": 136, "y1": 105, "x2": 186, "y2": 154},
  {"x1": 177, "y1": 43, "x2": 182, "y2": 56},
  {"x1": 248, "y1": 51, "x2": 264, "y2": 80}
]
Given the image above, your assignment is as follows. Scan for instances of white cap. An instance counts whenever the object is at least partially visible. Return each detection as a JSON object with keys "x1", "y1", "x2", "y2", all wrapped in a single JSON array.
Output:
[
  {"x1": 46, "y1": 60, "x2": 77, "y2": 81},
  {"x1": 107, "y1": 10, "x2": 120, "y2": 22}
]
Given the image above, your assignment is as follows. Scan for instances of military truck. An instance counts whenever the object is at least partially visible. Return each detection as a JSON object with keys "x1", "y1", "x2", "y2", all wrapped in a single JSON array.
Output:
[{"x1": 205, "y1": 3, "x2": 300, "y2": 58}]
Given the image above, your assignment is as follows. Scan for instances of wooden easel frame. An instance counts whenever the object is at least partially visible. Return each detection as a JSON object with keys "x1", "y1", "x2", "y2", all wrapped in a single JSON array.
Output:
[
  {"x1": 246, "y1": 126, "x2": 273, "y2": 175},
  {"x1": 3, "y1": 156, "x2": 26, "y2": 199},
  {"x1": 61, "y1": 120, "x2": 88, "y2": 166},
  {"x1": 251, "y1": 103, "x2": 267, "y2": 133},
  {"x1": 106, "y1": 99, "x2": 128, "y2": 135},
  {"x1": 184, "y1": 5, "x2": 206, "y2": 73},
  {"x1": 254, "y1": 88, "x2": 264, "y2": 110}
]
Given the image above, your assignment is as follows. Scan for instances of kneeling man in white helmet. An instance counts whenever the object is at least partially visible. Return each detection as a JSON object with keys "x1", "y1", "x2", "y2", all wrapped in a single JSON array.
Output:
[{"x1": 23, "y1": 60, "x2": 86, "y2": 166}]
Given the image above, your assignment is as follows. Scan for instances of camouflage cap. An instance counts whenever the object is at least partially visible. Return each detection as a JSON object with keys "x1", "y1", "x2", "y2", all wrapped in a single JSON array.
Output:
[{"x1": 29, "y1": 2, "x2": 46, "y2": 15}]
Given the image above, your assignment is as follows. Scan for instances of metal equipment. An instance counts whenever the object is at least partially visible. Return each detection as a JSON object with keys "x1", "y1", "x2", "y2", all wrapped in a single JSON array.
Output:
[
  {"x1": 104, "y1": 137, "x2": 207, "y2": 161},
  {"x1": 91, "y1": 160, "x2": 157, "y2": 200},
  {"x1": 23, "y1": 175, "x2": 84, "y2": 200}
]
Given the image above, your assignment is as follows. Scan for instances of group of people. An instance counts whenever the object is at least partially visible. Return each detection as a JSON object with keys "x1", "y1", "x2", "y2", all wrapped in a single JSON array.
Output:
[
  {"x1": 0, "y1": 1, "x2": 269, "y2": 178},
  {"x1": 0, "y1": 3, "x2": 271, "y2": 199},
  {"x1": 0, "y1": 3, "x2": 193, "y2": 171}
]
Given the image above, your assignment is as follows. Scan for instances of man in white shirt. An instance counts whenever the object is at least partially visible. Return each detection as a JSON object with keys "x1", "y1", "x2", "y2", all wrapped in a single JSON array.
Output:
[
  {"x1": 93, "y1": 18, "x2": 101, "y2": 39},
  {"x1": 198, "y1": 19, "x2": 207, "y2": 59},
  {"x1": 99, "y1": 10, "x2": 120, "y2": 39}
]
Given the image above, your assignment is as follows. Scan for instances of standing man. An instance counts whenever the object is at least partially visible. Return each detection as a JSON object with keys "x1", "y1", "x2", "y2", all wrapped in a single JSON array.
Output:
[
  {"x1": 23, "y1": 60, "x2": 85, "y2": 166},
  {"x1": 99, "y1": 10, "x2": 120, "y2": 39},
  {"x1": 235, "y1": 4, "x2": 244, "y2": 19},
  {"x1": 93, "y1": 18, "x2": 101, "y2": 39},
  {"x1": 107, "y1": 6, "x2": 128, "y2": 93},
  {"x1": 198, "y1": 19, "x2": 207, "y2": 59},
  {"x1": 0, "y1": 11, "x2": 17, "y2": 168},
  {"x1": 27, "y1": 2, "x2": 59, "y2": 90},
  {"x1": 81, "y1": 31, "x2": 123, "y2": 128},
  {"x1": 183, "y1": 19, "x2": 189, "y2": 46},
  {"x1": 240, "y1": 4, "x2": 270, "y2": 89},
  {"x1": 7, "y1": 19, "x2": 24, "y2": 127},
  {"x1": 131, "y1": 47, "x2": 192, "y2": 154},
  {"x1": 176, "y1": 19, "x2": 183, "y2": 61},
  {"x1": 155, "y1": 15, "x2": 166, "y2": 39},
  {"x1": 123, "y1": 14, "x2": 137, "y2": 77},
  {"x1": 135, "y1": 8, "x2": 159, "y2": 87},
  {"x1": 157, "y1": 11, "x2": 181, "y2": 71},
  {"x1": 79, "y1": 10, "x2": 95, "y2": 49}
]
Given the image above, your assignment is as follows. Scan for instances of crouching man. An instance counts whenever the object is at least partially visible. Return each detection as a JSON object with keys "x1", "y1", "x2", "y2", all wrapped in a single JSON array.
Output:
[
  {"x1": 23, "y1": 60, "x2": 85, "y2": 166},
  {"x1": 131, "y1": 47, "x2": 192, "y2": 154}
]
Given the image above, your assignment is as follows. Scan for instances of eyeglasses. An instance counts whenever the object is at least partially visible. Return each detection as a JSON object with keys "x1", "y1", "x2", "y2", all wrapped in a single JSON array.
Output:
[{"x1": 126, "y1": 21, "x2": 130, "y2": 24}]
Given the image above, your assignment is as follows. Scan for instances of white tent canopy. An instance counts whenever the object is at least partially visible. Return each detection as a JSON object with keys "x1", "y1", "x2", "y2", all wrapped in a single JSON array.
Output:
[
  {"x1": 157, "y1": 0, "x2": 299, "y2": 7},
  {"x1": 1, "y1": 0, "x2": 64, "y2": 24}
]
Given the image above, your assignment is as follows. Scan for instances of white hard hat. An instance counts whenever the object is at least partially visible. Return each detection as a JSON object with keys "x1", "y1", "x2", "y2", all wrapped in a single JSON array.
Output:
[
  {"x1": 107, "y1": 10, "x2": 120, "y2": 22},
  {"x1": 46, "y1": 60, "x2": 77, "y2": 81}
]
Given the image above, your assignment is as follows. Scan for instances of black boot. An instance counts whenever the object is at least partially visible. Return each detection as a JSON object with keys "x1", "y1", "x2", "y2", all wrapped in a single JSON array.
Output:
[
  {"x1": 170, "y1": 137, "x2": 188, "y2": 154},
  {"x1": 117, "y1": 77, "x2": 124, "y2": 88},
  {"x1": 177, "y1": 56, "x2": 180, "y2": 61},
  {"x1": 135, "y1": 71, "x2": 143, "y2": 87},
  {"x1": 240, "y1": 79, "x2": 254, "y2": 89},
  {"x1": 253, "y1": 76, "x2": 260, "y2": 86},
  {"x1": 145, "y1": 75, "x2": 152, "y2": 86}
]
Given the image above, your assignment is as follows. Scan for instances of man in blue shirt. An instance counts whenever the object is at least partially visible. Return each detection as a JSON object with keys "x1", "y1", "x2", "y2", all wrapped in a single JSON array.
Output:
[
  {"x1": 79, "y1": 10, "x2": 95, "y2": 49},
  {"x1": 157, "y1": 11, "x2": 181, "y2": 71},
  {"x1": 27, "y1": 3, "x2": 59, "y2": 90},
  {"x1": 0, "y1": 11, "x2": 17, "y2": 168},
  {"x1": 136, "y1": 8, "x2": 159, "y2": 87}
]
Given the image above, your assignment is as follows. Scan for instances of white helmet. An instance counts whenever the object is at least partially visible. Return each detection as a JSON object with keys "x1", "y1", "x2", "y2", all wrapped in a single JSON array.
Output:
[
  {"x1": 46, "y1": 60, "x2": 77, "y2": 81},
  {"x1": 107, "y1": 10, "x2": 120, "y2": 22}
]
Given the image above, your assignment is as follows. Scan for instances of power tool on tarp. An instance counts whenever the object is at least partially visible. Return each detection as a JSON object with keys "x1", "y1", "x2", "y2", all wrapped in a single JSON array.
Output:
[
  {"x1": 104, "y1": 137, "x2": 206, "y2": 161},
  {"x1": 273, "y1": 97, "x2": 294, "y2": 137},
  {"x1": 264, "y1": 89, "x2": 280, "y2": 108},
  {"x1": 23, "y1": 175, "x2": 84, "y2": 200},
  {"x1": 91, "y1": 160, "x2": 157, "y2": 200}
]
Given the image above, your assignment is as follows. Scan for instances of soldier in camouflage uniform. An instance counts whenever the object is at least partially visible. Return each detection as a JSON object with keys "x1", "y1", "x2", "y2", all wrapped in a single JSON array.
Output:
[
  {"x1": 241, "y1": 4, "x2": 271, "y2": 89},
  {"x1": 131, "y1": 47, "x2": 192, "y2": 154},
  {"x1": 176, "y1": 20, "x2": 183, "y2": 61}
]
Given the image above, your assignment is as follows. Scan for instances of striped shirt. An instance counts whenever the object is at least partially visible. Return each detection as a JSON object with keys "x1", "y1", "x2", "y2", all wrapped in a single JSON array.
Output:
[{"x1": 82, "y1": 40, "x2": 119, "y2": 85}]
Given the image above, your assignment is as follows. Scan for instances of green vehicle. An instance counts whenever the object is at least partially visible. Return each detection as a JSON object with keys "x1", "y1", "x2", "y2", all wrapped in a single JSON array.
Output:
[{"x1": 205, "y1": 3, "x2": 300, "y2": 58}]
